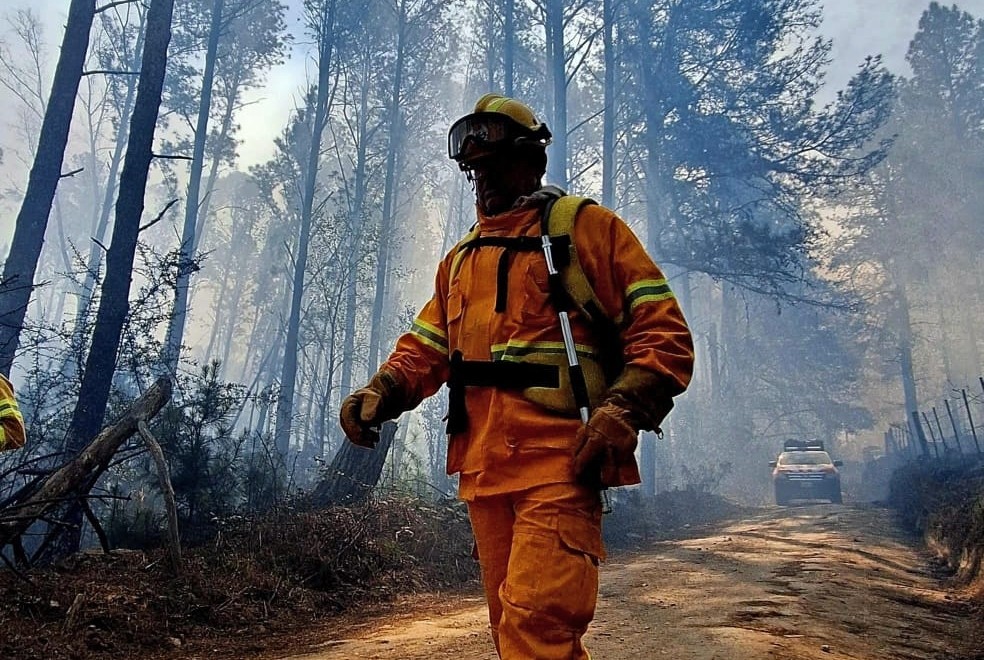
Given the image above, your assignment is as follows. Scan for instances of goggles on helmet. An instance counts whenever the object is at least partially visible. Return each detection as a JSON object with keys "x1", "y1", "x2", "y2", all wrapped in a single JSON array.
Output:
[{"x1": 448, "y1": 112, "x2": 552, "y2": 167}]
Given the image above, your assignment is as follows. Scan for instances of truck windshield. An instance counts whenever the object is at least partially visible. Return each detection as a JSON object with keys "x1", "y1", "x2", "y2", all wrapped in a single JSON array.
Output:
[{"x1": 778, "y1": 451, "x2": 832, "y2": 466}]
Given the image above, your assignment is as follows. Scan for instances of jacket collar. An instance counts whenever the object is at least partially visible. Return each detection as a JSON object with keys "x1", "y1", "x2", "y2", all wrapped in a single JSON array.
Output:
[{"x1": 476, "y1": 185, "x2": 564, "y2": 234}]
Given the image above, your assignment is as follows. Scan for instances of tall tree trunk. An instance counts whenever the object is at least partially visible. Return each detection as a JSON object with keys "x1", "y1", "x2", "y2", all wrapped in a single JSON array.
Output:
[
  {"x1": 896, "y1": 281, "x2": 920, "y2": 424},
  {"x1": 73, "y1": 15, "x2": 146, "y2": 336},
  {"x1": 545, "y1": 0, "x2": 567, "y2": 189},
  {"x1": 319, "y1": 335, "x2": 339, "y2": 457},
  {"x1": 367, "y1": 0, "x2": 408, "y2": 371},
  {"x1": 273, "y1": 0, "x2": 336, "y2": 458},
  {"x1": 503, "y1": 0, "x2": 514, "y2": 96},
  {"x1": 203, "y1": 249, "x2": 232, "y2": 360},
  {"x1": 57, "y1": 0, "x2": 175, "y2": 559},
  {"x1": 68, "y1": 22, "x2": 145, "y2": 369},
  {"x1": 339, "y1": 48, "x2": 373, "y2": 398},
  {"x1": 162, "y1": 0, "x2": 225, "y2": 374},
  {"x1": 312, "y1": 421, "x2": 397, "y2": 505},
  {"x1": 191, "y1": 65, "x2": 244, "y2": 257},
  {"x1": 484, "y1": 1, "x2": 497, "y2": 91},
  {"x1": 0, "y1": 0, "x2": 96, "y2": 376},
  {"x1": 601, "y1": 0, "x2": 615, "y2": 208}
]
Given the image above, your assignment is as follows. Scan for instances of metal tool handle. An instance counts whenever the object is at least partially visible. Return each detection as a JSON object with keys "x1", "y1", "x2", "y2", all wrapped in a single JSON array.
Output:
[{"x1": 541, "y1": 235, "x2": 613, "y2": 514}]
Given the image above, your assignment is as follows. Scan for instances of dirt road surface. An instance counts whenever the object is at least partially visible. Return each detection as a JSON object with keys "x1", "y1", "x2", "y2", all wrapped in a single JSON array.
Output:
[{"x1": 274, "y1": 505, "x2": 982, "y2": 660}]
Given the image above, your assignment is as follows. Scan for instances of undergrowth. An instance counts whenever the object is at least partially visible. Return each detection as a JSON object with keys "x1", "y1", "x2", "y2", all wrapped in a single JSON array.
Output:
[
  {"x1": 0, "y1": 496, "x2": 478, "y2": 660},
  {"x1": 888, "y1": 460, "x2": 984, "y2": 592}
]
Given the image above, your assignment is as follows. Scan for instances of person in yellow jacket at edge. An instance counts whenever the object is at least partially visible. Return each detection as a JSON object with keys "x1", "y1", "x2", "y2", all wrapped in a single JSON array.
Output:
[
  {"x1": 0, "y1": 374, "x2": 26, "y2": 451},
  {"x1": 340, "y1": 93, "x2": 694, "y2": 659}
]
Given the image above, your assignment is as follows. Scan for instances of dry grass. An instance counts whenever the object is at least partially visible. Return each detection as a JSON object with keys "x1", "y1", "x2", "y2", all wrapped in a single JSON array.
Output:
[
  {"x1": 889, "y1": 460, "x2": 984, "y2": 594},
  {"x1": 0, "y1": 496, "x2": 479, "y2": 660}
]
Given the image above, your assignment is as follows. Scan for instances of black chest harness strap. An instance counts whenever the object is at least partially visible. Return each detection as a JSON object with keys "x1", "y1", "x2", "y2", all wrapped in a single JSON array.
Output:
[
  {"x1": 443, "y1": 190, "x2": 624, "y2": 435},
  {"x1": 455, "y1": 234, "x2": 571, "y2": 312},
  {"x1": 446, "y1": 350, "x2": 560, "y2": 434}
]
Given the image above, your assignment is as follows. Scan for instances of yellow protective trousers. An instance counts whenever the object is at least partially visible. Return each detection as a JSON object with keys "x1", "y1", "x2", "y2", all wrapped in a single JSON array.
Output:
[{"x1": 467, "y1": 482, "x2": 605, "y2": 659}]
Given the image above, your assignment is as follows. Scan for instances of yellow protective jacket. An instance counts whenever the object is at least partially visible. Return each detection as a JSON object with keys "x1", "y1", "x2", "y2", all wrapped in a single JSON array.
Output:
[
  {"x1": 380, "y1": 198, "x2": 694, "y2": 499},
  {"x1": 0, "y1": 374, "x2": 26, "y2": 451}
]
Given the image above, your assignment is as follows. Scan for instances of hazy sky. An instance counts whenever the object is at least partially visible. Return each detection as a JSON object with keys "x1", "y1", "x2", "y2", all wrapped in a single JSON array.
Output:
[{"x1": 1, "y1": 0, "x2": 982, "y2": 174}]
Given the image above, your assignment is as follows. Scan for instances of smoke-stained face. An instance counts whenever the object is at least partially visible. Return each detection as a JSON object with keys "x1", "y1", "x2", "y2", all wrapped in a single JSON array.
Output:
[{"x1": 468, "y1": 149, "x2": 543, "y2": 216}]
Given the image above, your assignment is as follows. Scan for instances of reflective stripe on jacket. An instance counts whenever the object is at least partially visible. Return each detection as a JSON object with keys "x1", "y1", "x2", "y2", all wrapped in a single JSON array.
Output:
[{"x1": 380, "y1": 199, "x2": 694, "y2": 499}]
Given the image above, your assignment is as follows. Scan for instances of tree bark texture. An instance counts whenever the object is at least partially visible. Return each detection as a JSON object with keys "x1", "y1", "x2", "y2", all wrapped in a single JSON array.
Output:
[
  {"x1": 310, "y1": 421, "x2": 396, "y2": 505},
  {"x1": 0, "y1": 0, "x2": 96, "y2": 376},
  {"x1": 57, "y1": 0, "x2": 175, "y2": 558}
]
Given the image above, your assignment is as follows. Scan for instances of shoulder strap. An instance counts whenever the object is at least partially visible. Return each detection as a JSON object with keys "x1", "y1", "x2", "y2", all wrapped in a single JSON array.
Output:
[
  {"x1": 448, "y1": 224, "x2": 481, "y2": 283},
  {"x1": 448, "y1": 191, "x2": 626, "y2": 329},
  {"x1": 547, "y1": 195, "x2": 626, "y2": 328}
]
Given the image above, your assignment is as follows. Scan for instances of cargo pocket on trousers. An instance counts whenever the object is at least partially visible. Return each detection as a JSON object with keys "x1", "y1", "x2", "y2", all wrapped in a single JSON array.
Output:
[
  {"x1": 503, "y1": 513, "x2": 604, "y2": 630},
  {"x1": 558, "y1": 511, "x2": 606, "y2": 564}
]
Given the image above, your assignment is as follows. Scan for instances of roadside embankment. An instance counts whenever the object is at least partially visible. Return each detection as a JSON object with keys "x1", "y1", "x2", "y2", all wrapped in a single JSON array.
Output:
[{"x1": 889, "y1": 460, "x2": 984, "y2": 598}]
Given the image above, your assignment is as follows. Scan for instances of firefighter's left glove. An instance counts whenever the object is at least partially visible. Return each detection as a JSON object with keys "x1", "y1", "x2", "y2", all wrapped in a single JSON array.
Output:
[
  {"x1": 339, "y1": 369, "x2": 405, "y2": 449},
  {"x1": 572, "y1": 403, "x2": 640, "y2": 488}
]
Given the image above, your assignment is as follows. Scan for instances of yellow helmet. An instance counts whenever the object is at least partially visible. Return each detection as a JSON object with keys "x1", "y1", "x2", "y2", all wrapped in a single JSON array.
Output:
[{"x1": 448, "y1": 93, "x2": 552, "y2": 168}]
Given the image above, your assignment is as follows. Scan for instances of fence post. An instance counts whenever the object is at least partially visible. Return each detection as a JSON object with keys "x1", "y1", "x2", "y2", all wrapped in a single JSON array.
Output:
[
  {"x1": 922, "y1": 411, "x2": 941, "y2": 458},
  {"x1": 944, "y1": 399, "x2": 964, "y2": 456},
  {"x1": 932, "y1": 407, "x2": 949, "y2": 456},
  {"x1": 910, "y1": 411, "x2": 930, "y2": 458},
  {"x1": 961, "y1": 388, "x2": 982, "y2": 456}
]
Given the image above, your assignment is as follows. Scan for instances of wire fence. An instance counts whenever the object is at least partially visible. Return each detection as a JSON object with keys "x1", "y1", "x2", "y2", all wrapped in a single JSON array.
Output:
[{"x1": 886, "y1": 377, "x2": 984, "y2": 463}]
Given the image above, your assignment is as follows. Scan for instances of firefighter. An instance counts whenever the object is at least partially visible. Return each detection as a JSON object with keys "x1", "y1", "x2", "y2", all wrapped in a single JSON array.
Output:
[
  {"x1": 0, "y1": 374, "x2": 26, "y2": 451},
  {"x1": 340, "y1": 93, "x2": 694, "y2": 659}
]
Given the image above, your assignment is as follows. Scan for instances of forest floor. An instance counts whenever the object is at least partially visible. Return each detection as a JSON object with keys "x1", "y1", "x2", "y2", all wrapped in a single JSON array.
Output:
[
  {"x1": 267, "y1": 504, "x2": 984, "y2": 660},
  {"x1": 2, "y1": 500, "x2": 982, "y2": 659}
]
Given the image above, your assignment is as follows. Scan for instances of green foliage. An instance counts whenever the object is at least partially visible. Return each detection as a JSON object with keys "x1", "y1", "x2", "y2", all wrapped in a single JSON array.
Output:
[
  {"x1": 104, "y1": 483, "x2": 161, "y2": 550},
  {"x1": 619, "y1": 0, "x2": 894, "y2": 295},
  {"x1": 152, "y1": 361, "x2": 277, "y2": 540},
  {"x1": 831, "y1": 2, "x2": 984, "y2": 409}
]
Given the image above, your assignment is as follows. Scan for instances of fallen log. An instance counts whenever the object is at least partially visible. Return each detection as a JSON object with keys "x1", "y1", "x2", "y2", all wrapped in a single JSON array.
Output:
[{"x1": 0, "y1": 377, "x2": 172, "y2": 551}]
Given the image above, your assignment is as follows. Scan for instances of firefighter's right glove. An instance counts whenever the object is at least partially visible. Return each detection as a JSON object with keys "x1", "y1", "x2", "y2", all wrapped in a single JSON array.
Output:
[
  {"x1": 572, "y1": 403, "x2": 640, "y2": 488},
  {"x1": 339, "y1": 370, "x2": 404, "y2": 449}
]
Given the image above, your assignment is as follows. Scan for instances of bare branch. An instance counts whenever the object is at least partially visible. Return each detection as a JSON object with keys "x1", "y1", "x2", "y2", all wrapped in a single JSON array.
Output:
[
  {"x1": 138, "y1": 420, "x2": 181, "y2": 574},
  {"x1": 82, "y1": 69, "x2": 140, "y2": 76},
  {"x1": 139, "y1": 198, "x2": 179, "y2": 232},
  {"x1": 95, "y1": 0, "x2": 141, "y2": 14},
  {"x1": 59, "y1": 167, "x2": 84, "y2": 179},
  {"x1": 152, "y1": 152, "x2": 193, "y2": 161}
]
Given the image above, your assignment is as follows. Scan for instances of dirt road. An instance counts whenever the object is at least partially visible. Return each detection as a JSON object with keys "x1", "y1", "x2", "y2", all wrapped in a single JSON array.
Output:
[{"x1": 275, "y1": 505, "x2": 982, "y2": 660}]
